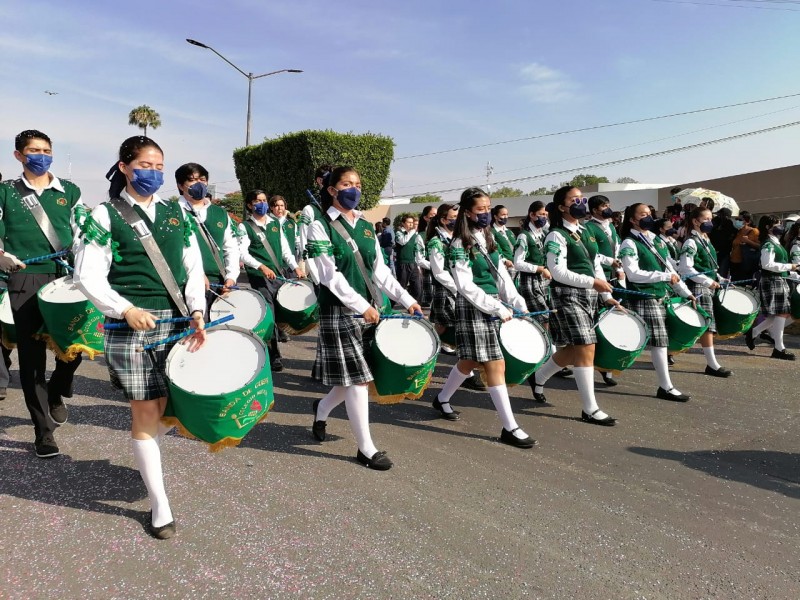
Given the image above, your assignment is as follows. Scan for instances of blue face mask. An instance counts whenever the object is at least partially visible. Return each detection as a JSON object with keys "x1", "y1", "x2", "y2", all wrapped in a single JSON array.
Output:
[
  {"x1": 253, "y1": 202, "x2": 269, "y2": 216},
  {"x1": 771, "y1": 225, "x2": 785, "y2": 238},
  {"x1": 638, "y1": 216, "x2": 656, "y2": 231},
  {"x1": 569, "y1": 203, "x2": 588, "y2": 219},
  {"x1": 130, "y1": 169, "x2": 164, "y2": 196},
  {"x1": 534, "y1": 216, "x2": 548, "y2": 229},
  {"x1": 733, "y1": 220, "x2": 744, "y2": 230},
  {"x1": 666, "y1": 228, "x2": 677, "y2": 237},
  {"x1": 187, "y1": 182, "x2": 208, "y2": 201},
  {"x1": 445, "y1": 219, "x2": 456, "y2": 230},
  {"x1": 699, "y1": 221, "x2": 714, "y2": 234},
  {"x1": 25, "y1": 153, "x2": 53, "y2": 176},
  {"x1": 497, "y1": 217, "x2": 508, "y2": 226},
  {"x1": 472, "y1": 212, "x2": 492, "y2": 229},
  {"x1": 600, "y1": 207, "x2": 614, "y2": 219},
  {"x1": 336, "y1": 187, "x2": 361, "y2": 210}
]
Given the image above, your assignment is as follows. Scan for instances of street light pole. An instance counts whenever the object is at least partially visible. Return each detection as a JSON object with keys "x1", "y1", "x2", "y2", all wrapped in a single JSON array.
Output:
[{"x1": 186, "y1": 39, "x2": 302, "y2": 146}]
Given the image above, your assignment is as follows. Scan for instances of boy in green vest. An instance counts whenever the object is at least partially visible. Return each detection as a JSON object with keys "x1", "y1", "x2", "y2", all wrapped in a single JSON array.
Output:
[{"x1": 395, "y1": 215, "x2": 422, "y2": 300}]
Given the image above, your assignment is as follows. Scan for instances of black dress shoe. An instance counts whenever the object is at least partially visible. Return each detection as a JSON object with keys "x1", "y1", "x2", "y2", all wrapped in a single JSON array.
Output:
[
  {"x1": 311, "y1": 398, "x2": 326, "y2": 441},
  {"x1": 656, "y1": 387, "x2": 691, "y2": 402},
  {"x1": 532, "y1": 391, "x2": 548, "y2": 403},
  {"x1": 147, "y1": 512, "x2": 176, "y2": 540},
  {"x1": 580, "y1": 409, "x2": 616, "y2": 426},
  {"x1": 47, "y1": 381, "x2": 68, "y2": 425},
  {"x1": 432, "y1": 396, "x2": 460, "y2": 421},
  {"x1": 271, "y1": 358, "x2": 284, "y2": 372},
  {"x1": 277, "y1": 329, "x2": 290, "y2": 343},
  {"x1": 461, "y1": 373, "x2": 486, "y2": 391},
  {"x1": 500, "y1": 427, "x2": 536, "y2": 448},
  {"x1": 745, "y1": 327, "x2": 755, "y2": 350},
  {"x1": 34, "y1": 434, "x2": 60, "y2": 458},
  {"x1": 704, "y1": 365, "x2": 733, "y2": 378},
  {"x1": 667, "y1": 354, "x2": 676, "y2": 366},
  {"x1": 771, "y1": 348, "x2": 795, "y2": 361},
  {"x1": 554, "y1": 367, "x2": 573, "y2": 378},
  {"x1": 601, "y1": 372, "x2": 618, "y2": 387},
  {"x1": 356, "y1": 449, "x2": 393, "y2": 470}
]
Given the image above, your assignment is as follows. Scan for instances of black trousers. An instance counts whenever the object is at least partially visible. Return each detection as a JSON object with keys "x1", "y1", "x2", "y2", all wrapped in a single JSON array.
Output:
[
  {"x1": 247, "y1": 274, "x2": 282, "y2": 361},
  {"x1": 396, "y1": 262, "x2": 421, "y2": 301},
  {"x1": 8, "y1": 273, "x2": 83, "y2": 438}
]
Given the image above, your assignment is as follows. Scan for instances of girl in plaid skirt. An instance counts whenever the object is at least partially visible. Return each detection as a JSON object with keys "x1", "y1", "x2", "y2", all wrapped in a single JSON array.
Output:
[
  {"x1": 425, "y1": 204, "x2": 459, "y2": 349},
  {"x1": 530, "y1": 186, "x2": 620, "y2": 426},
  {"x1": 619, "y1": 203, "x2": 694, "y2": 402},
  {"x1": 306, "y1": 167, "x2": 421, "y2": 471},
  {"x1": 431, "y1": 188, "x2": 535, "y2": 449},
  {"x1": 744, "y1": 215, "x2": 798, "y2": 359},
  {"x1": 678, "y1": 207, "x2": 733, "y2": 376},
  {"x1": 74, "y1": 136, "x2": 207, "y2": 540}
]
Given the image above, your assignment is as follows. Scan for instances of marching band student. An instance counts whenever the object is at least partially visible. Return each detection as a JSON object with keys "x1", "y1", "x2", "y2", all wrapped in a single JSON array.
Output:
[
  {"x1": 530, "y1": 186, "x2": 619, "y2": 426},
  {"x1": 745, "y1": 215, "x2": 798, "y2": 360},
  {"x1": 395, "y1": 215, "x2": 422, "y2": 300},
  {"x1": 0, "y1": 129, "x2": 85, "y2": 458},
  {"x1": 425, "y1": 204, "x2": 459, "y2": 352},
  {"x1": 490, "y1": 205, "x2": 516, "y2": 273},
  {"x1": 655, "y1": 218, "x2": 680, "y2": 264},
  {"x1": 417, "y1": 205, "x2": 437, "y2": 307},
  {"x1": 298, "y1": 164, "x2": 333, "y2": 285},
  {"x1": 238, "y1": 190, "x2": 304, "y2": 372},
  {"x1": 269, "y1": 195, "x2": 299, "y2": 342},
  {"x1": 74, "y1": 136, "x2": 207, "y2": 539},
  {"x1": 619, "y1": 204, "x2": 693, "y2": 401},
  {"x1": 306, "y1": 166, "x2": 422, "y2": 470},
  {"x1": 433, "y1": 187, "x2": 535, "y2": 448},
  {"x1": 678, "y1": 206, "x2": 733, "y2": 377}
]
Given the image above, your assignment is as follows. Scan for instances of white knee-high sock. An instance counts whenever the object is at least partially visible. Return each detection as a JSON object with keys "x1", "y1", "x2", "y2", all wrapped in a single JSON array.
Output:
[
  {"x1": 316, "y1": 386, "x2": 346, "y2": 421},
  {"x1": 487, "y1": 385, "x2": 527, "y2": 438},
  {"x1": 439, "y1": 365, "x2": 470, "y2": 403},
  {"x1": 651, "y1": 347, "x2": 683, "y2": 394},
  {"x1": 702, "y1": 346, "x2": 722, "y2": 370},
  {"x1": 344, "y1": 385, "x2": 379, "y2": 458},
  {"x1": 156, "y1": 422, "x2": 173, "y2": 446},
  {"x1": 534, "y1": 356, "x2": 563, "y2": 392},
  {"x1": 770, "y1": 316, "x2": 787, "y2": 351},
  {"x1": 131, "y1": 438, "x2": 173, "y2": 528},
  {"x1": 573, "y1": 366, "x2": 609, "y2": 419},
  {"x1": 752, "y1": 316, "x2": 774, "y2": 338}
]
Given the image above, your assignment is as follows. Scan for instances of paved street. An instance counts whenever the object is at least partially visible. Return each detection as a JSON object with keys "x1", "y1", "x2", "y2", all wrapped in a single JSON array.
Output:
[{"x1": 0, "y1": 330, "x2": 798, "y2": 599}]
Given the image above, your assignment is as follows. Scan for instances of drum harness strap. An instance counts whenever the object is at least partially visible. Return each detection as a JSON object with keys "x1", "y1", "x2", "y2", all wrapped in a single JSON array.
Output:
[
  {"x1": 471, "y1": 234, "x2": 513, "y2": 317},
  {"x1": 329, "y1": 220, "x2": 386, "y2": 310},
  {"x1": 633, "y1": 231, "x2": 678, "y2": 303},
  {"x1": 189, "y1": 207, "x2": 226, "y2": 280},
  {"x1": 249, "y1": 218, "x2": 283, "y2": 276},
  {"x1": 109, "y1": 197, "x2": 190, "y2": 317},
  {"x1": 12, "y1": 179, "x2": 64, "y2": 253}
]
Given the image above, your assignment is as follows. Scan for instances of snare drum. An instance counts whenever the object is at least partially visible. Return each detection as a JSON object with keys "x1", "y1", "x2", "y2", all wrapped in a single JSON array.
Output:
[
  {"x1": 713, "y1": 287, "x2": 760, "y2": 339},
  {"x1": 790, "y1": 282, "x2": 800, "y2": 320},
  {"x1": 664, "y1": 298, "x2": 710, "y2": 353},
  {"x1": 275, "y1": 280, "x2": 319, "y2": 335},
  {"x1": 163, "y1": 326, "x2": 274, "y2": 452},
  {"x1": 209, "y1": 288, "x2": 274, "y2": 343},
  {"x1": 37, "y1": 277, "x2": 104, "y2": 361},
  {"x1": 0, "y1": 289, "x2": 16, "y2": 350},
  {"x1": 368, "y1": 317, "x2": 440, "y2": 403},
  {"x1": 594, "y1": 308, "x2": 649, "y2": 373},
  {"x1": 499, "y1": 318, "x2": 552, "y2": 385}
]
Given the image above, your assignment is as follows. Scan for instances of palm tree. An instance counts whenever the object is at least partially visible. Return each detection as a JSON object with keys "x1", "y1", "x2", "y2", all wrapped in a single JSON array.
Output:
[{"x1": 128, "y1": 105, "x2": 162, "y2": 137}]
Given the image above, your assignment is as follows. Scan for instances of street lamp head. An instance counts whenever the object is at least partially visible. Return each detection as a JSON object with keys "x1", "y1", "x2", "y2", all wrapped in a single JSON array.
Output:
[{"x1": 186, "y1": 38, "x2": 209, "y2": 49}]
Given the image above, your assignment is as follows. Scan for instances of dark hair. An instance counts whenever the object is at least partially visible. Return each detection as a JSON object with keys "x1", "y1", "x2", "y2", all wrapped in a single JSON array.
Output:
[
  {"x1": 739, "y1": 210, "x2": 751, "y2": 224},
  {"x1": 174, "y1": 162, "x2": 209, "y2": 188},
  {"x1": 417, "y1": 205, "x2": 435, "y2": 232},
  {"x1": 107, "y1": 135, "x2": 164, "y2": 199},
  {"x1": 784, "y1": 221, "x2": 800, "y2": 251},
  {"x1": 322, "y1": 165, "x2": 359, "y2": 211},
  {"x1": 758, "y1": 215, "x2": 779, "y2": 244},
  {"x1": 700, "y1": 197, "x2": 715, "y2": 211},
  {"x1": 588, "y1": 195, "x2": 610, "y2": 212},
  {"x1": 245, "y1": 189, "x2": 268, "y2": 210},
  {"x1": 315, "y1": 163, "x2": 334, "y2": 181},
  {"x1": 620, "y1": 203, "x2": 647, "y2": 240},
  {"x1": 521, "y1": 200, "x2": 546, "y2": 229},
  {"x1": 15, "y1": 129, "x2": 51, "y2": 152},
  {"x1": 375, "y1": 221, "x2": 384, "y2": 234},
  {"x1": 670, "y1": 187, "x2": 682, "y2": 196},
  {"x1": 268, "y1": 195, "x2": 286, "y2": 208},
  {"x1": 648, "y1": 205, "x2": 658, "y2": 219},
  {"x1": 382, "y1": 216, "x2": 391, "y2": 226},
  {"x1": 689, "y1": 206, "x2": 712, "y2": 232},
  {"x1": 490, "y1": 204, "x2": 508, "y2": 223},
  {"x1": 547, "y1": 186, "x2": 578, "y2": 231},
  {"x1": 426, "y1": 203, "x2": 456, "y2": 242},
  {"x1": 452, "y1": 187, "x2": 495, "y2": 253},
  {"x1": 654, "y1": 218, "x2": 671, "y2": 235}
]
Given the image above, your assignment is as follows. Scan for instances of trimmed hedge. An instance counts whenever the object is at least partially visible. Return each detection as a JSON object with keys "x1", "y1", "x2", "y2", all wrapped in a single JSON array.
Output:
[{"x1": 232, "y1": 130, "x2": 394, "y2": 212}]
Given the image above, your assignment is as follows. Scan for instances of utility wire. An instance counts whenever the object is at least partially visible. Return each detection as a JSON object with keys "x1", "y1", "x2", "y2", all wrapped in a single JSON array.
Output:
[{"x1": 649, "y1": 0, "x2": 800, "y2": 10}]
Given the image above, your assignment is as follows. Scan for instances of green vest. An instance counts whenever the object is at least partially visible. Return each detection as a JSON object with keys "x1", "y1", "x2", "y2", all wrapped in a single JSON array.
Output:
[
  {"x1": 682, "y1": 234, "x2": 719, "y2": 282},
  {"x1": 584, "y1": 220, "x2": 619, "y2": 279},
  {"x1": 661, "y1": 236, "x2": 678, "y2": 261},
  {"x1": 492, "y1": 227, "x2": 516, "y2": 261},
  {"x1": 761, "y1": 241, "x2": 790, "y2": 278},
  {"x1": 189, "y1": 203, "x2": 229, "y2": 281},
  {"x1": 447, "y1": 242, "x2": 500, "y2": 294},
  {"x1": 396, "y1": 231, "x2": 418, "y2": 264},
  {"x1": 547, "y1": 227, "x2": 595, "y2": 280},
  {"x1": 243, "y1": 218, "x2": 284, "y2": 277},
  {"x1": 622, "y1": 236, "x2": 671, "y2": 298},
  {"x1": 106, "y1": 201, "x2": 189, "y2": 310},
  {"x1": 282, "y1": 218, "x2": 297, "y2": 254},
  {"x1": 0, "y1": 177, "x2": 81, "y2": 274},
  {"x1": 516, "y1": 230, "x2": 545, "y2": 266}
]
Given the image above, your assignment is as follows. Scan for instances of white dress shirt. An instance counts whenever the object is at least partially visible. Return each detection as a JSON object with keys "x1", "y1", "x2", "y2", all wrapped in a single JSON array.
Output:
[
  {"x1": 513, "y1": 223, "x2": 546, "y2": 274},
  {"x1": 299, "y1": 203, "x2": 320, "y2": 283},
  {"x1": 619, "y1": 230, "x2": 691, "y2": 298},
  {"x1": 428, "y1": 227, "x2": 457, "y2": 295},
  {"x1": 178, "y1": 196, "x2": 240, "y2": 282},
  {"x1": 414, "y1": 233, "x2": 430, "y2": 270},
  {"x1": 761, "y1": 234, "x2": 794, "y2": 273},
  {"x1": 237, "y1": 214, "x2": 298, "y2": 271},
  {"x1": 678, "y1": 231, "x2": 717, "y2": 286}
]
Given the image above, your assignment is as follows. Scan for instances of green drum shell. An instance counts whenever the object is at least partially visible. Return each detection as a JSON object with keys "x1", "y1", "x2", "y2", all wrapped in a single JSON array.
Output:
[
  {"x1": 664, "y1": 297, "x2": 710, "y2": 353},
  {"x1": 211, "y1": 288, "x2": 274, "y2": 343},
  {"x1": 163, "y1": 326, "x2": 274, "y2": 450},
  {"x1": 790, "y1": 283, "x2": 800, "y2": 320},
  {"x1": 0, "y1": 289, "x2": 16, "y2": 349},
  {"x1": 368, "y1": 317, "x2": 441, "y2": 403},
  {"x1": 713, "y1": 287, "x2": 760, "y2": 339},
  {"x1": 37, "y1": 277, "x2": 104, "y2": 359},
  {"x1": 275, "y1": 280, "x2": 319, "y2": 334},
  {"x1": 500, "y1": 318, "x2": 553, "y2": 386},
  {"x1": 594, "y1": 309, "x2": 650, "y2": 373}
]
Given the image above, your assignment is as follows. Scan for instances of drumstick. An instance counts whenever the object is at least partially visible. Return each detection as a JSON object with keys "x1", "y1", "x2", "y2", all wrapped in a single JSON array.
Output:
[
  {"x1": 22, "y1": 249, "x2": 70, "y2": 264},
  {"x1": 679, "y1": 268, "x2": 717, "y2": 281},
  {"x1": 209, "y1": 282, "x2": 240, "y2": 290},
  {"x1": 724, "y1": 278, "x2": 755, "y2": 286},
  {"x1": 101, "y1": 316, "x2": 197, "y2": 331},
  {"x1": 135, "y1": 314, "x2": 235, "y2": 352},
  {"x1": 350, "y1": 314, "x2": 423, "y2": 320},
  {"x1": 54, "y1": 259, "x2": 74, "y2": 272},
  {"x1": 591, "y1": 305, "x2": 623, "y2": 330},
  {"x1": 611, "y1": 287, "x2": 658, "y2": 299},
  {"x1": 208, "y1": 287, "x2": 236, "y2": 308},
  {"x1": 275, "y1": 276, "x2": 301, "y2": 286}
]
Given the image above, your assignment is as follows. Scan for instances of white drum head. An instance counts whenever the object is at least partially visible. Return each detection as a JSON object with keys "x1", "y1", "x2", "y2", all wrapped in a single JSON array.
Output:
[
  {"x1": 276, "y1": 281, "x2": 316, "y2": 311},
  {"x1": 0, "y1": 291, "x2": 13, "y2": 325},
  {"x1": 598, "y1": 310, "x2": 647, "y2": 350},
  {"x1": 375, "y1": 319, "x2": 438, "y2": 365},
  {"x1": 209, "y1": 289, "x2": 266, "y2": 330},
  {"x1": 500, "y1": 319, "x2": 549, "y2": 363},
  {"x1": 719, "y1": 288, "x2": 758, "y2": 315},
  {"x1": 167, "y1": 328, "x2": 266, "y2": 395},
  {"x1": 38, "y1": 277, "x2": 88, "y2": 303},
  {"x1": 674, "y1": 304, "x2": 705, "y2": 327}
]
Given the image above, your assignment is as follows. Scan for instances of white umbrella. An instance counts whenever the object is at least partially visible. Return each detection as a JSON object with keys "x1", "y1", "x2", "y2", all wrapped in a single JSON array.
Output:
[{"x1": 674, "y1": 188, "x2": 740, "y2": 216}]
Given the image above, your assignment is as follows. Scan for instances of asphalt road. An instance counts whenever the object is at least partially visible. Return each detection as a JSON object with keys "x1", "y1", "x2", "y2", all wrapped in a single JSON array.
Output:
[{"x1": 0, "y1": 330, "x2": 798, "y2": 599}]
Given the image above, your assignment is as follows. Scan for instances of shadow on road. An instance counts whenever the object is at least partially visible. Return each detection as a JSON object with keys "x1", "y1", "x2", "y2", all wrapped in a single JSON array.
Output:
[{"x1": 629, "y1": 446, "x2": 800, "y2": 499}]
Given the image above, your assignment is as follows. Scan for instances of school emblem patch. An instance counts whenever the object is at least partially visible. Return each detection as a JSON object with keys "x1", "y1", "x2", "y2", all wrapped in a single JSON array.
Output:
[
  {"x1": 217, "y1": 221, "x2": 224, "y2": 228},
  {"x1": 364, "y1": 229, "x2": 373, "y2": 238},
  {"x1": 271, "y1": 226, "x2": 279, "y2": 232},
  {"x1": 56, "y1": 197, "x2": 67, "y2": 206},
  {"x1": 169, "y1": 217, "x2": 180, "y2": 226},
  {"x1": 286, "y1": 222, "x2": 294, "y2": 229}
]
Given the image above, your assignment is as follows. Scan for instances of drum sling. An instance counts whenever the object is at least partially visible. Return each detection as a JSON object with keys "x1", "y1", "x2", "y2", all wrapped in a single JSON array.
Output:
[
  {"x1": 12, "y1": 179, "x2": 64, "y2": 253},
  {"x1": 250, "y1": 219, "x2": 283, "y2": 275},
  {"x1": 188, "y1": 207, "x2": 226, "y2": 280},
  {"x1": 330, "y1": 220, "x2": 386, "y2": 310}
]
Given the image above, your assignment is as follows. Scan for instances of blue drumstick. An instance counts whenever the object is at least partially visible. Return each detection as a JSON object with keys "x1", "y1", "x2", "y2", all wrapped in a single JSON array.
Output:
[
  {"x1": 612, "y1": 287, "x2": 657, "y2": 299},
  {"x1": 54, "y1": 259, "x2": 74, "y2": 272},
  {"x1": 724, "y1": 278, "x2": 755, "y2": 286},
  {"x1": 679, "y1": 268, "x2": 717, "y2": 281},
  {"x1": 351, "y1": 314, "x2": 423, "y2": 320},
  {"x1": 135, "y1": 314, "x2": 235, "y2": 352},
  {"x1": 22, "y1": 249, "x2": 70, "y2": 264},
  {"x1": 275, "y1": 275, "x2": 301, "y2": 286},
  {"x1": 102, "y1": 316, "x2": 196, "y2": 331},
  {"x1": 209, "y1": 282, "x2": 240, "y2": 290}
]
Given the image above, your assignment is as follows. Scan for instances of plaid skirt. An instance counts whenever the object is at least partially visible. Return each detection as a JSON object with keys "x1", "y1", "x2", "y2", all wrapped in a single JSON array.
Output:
[
  {"x1": 628, "y1": 297, "x2": 669, "y2": 348},
  {"x1": 455, "y1": 295, "x2": 503, "y2": 363},
  {"x1": 518, "y1": 272, "x2": 550, "y2": 324},
  {"x1": 759, "y1": 276, "x2": 792, "y2": 315},
  {"x1": 421, "y1": 269, "x2": 434, "y2": 306},
  {"x1": 687, "y1": 282, "x2": 716, "y2": 333},
  {"x1": 104, "y1": 308, "x2": 184, "y2": 401},
  {"x1": 312, "y1": 304, "x2": 375, "y2": 387},
  {"x1": 429, "y1": 280, "x2": 457, "y2": 330},
  {"x1": 550, "y1": 286, "x2": 599, "y2": 346}
]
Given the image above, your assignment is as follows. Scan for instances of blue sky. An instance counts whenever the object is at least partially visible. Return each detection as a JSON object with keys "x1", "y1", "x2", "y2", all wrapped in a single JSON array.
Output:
[{"x1": 1, "y1": 0, "x2": 799, "y2": 205}]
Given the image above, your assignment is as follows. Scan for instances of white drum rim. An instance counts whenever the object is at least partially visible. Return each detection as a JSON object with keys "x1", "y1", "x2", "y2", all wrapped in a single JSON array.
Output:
[
  {"x1": 209, "y1": 288, "x2": 267, "y2": 328},
  {"x1": 717, "y1": 287, "x2": 759, "y2": 315},
  {"x1": 374, "y1": 318, "x2": 440, "y2": 365},
  {"x1": 276, "y1": 280, "x2": 316, "y2": 311},
  {"x1": 37, "y1": 276, "x2": 90, "y2": 304}
]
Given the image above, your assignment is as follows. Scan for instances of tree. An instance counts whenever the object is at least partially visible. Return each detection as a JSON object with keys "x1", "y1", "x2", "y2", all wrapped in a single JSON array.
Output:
[
  {"x1": 615, "y1": 176, "x2": 639, "y2": 184},
  {"x1": 393, "y1": 211, "x2": 419, "y2": 229},
  {"x1": 410, "y1": 194, "x2": 442, "y2": 204},
  {"x1": 216, "y1": 191, "x2": 244, "y2": 218},
  {"x1": 128, "y1": 105, "x2": 162, "y2": 137},
  {"x1": 530, "y1": 186, "x2": 550, "y2": 196},
  {"x1": 490, "y1": 186, "x2": 524, "y2": 199},
  {"x1": 568, "y1": 173, "x2": 609, "y2": 188}
]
